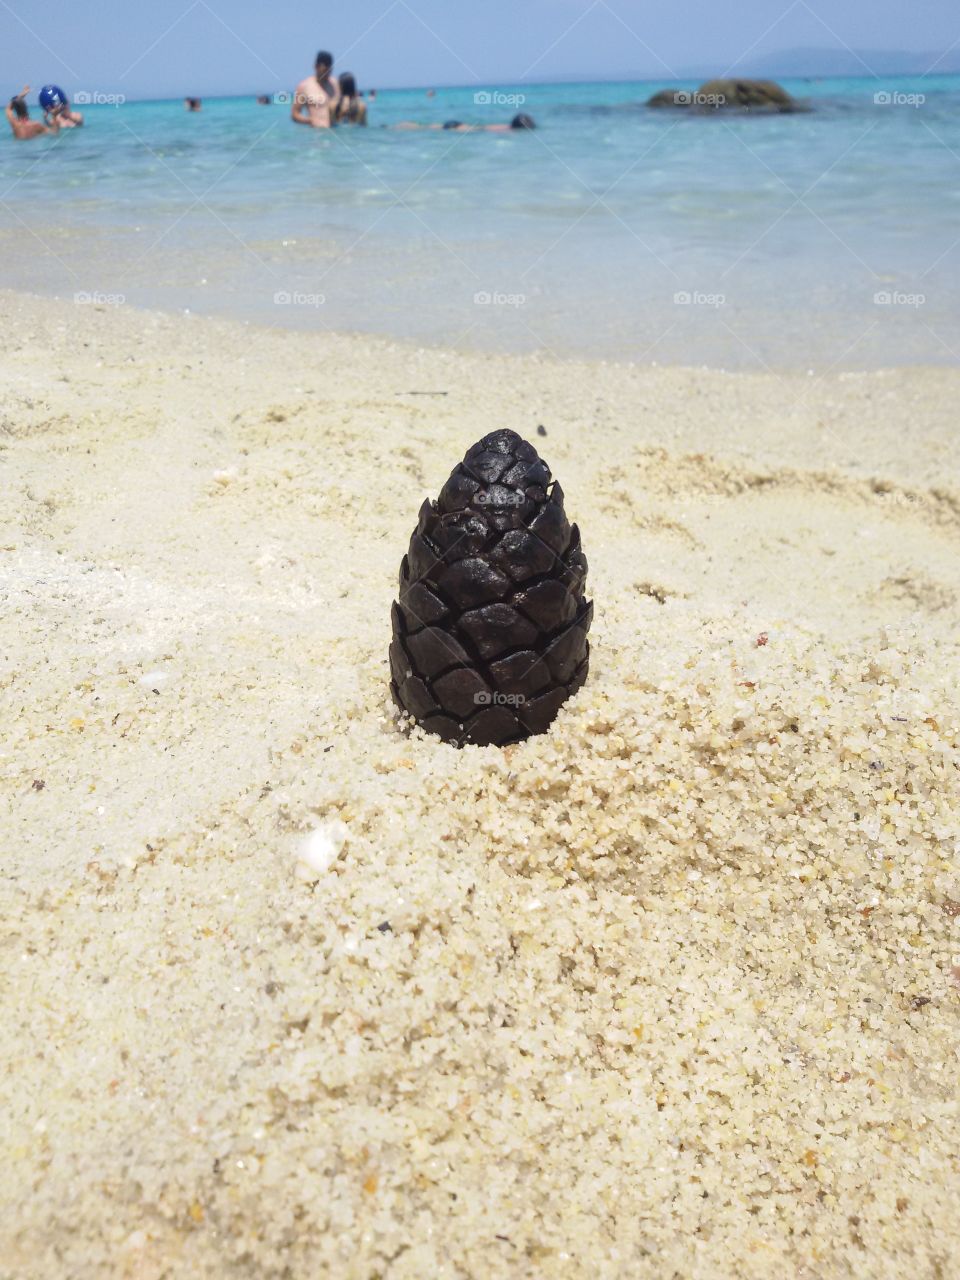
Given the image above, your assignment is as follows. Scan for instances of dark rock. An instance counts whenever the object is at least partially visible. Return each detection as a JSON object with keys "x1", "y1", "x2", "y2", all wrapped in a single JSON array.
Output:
[
  {"x1": 647, "y1": 78, "x2": 805, "y2": 114},
  {"x1": 647, "y1": 88, "x2": 693, "y2": 108},
  {"x1": 697, "y1": 78, "x2": 801, "y2": 112}
]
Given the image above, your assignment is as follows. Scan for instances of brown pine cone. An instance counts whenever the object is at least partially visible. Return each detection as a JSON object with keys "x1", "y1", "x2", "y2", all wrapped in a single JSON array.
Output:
[{"x1": 390, "y1": 429, "x2": 592, "y2": 746}]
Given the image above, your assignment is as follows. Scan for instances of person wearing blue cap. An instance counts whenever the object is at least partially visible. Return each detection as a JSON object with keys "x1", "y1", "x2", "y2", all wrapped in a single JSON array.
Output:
[
  {"x1": 39, "y1": 84, "x2": 83, "y2": 128},
  {"x1": 5, "y1": 85, "x2": 59, "y2": 139}
]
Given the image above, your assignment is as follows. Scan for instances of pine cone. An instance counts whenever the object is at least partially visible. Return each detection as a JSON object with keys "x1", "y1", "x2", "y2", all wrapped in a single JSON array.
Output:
[{"x1": 390, "y1": 429, "x2": 592, "y2": 747}]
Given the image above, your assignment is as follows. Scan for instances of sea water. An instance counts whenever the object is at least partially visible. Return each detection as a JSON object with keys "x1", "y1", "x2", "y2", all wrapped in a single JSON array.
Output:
[{"x1": 1, "y1": 76, "x2": 957, "y2": 368}]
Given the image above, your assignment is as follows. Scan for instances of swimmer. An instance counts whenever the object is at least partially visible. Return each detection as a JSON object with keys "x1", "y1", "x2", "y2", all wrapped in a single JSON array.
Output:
[
  {"x1": 39, "y1": 84, "x2": 83, "y2": 127},
  {"x1": 484, "y1": 113, "x2": 536, "y2": 132},
  {"x1": 292, "y1": 50, "x2": 340, "y2": 129},
  {"x1": 393, "y1": 113, "x2": 536, "y2": 133},
  {"x1": 335, "y1": 74, "x2": 367, "y2": 125},
  {"x1": 6, "y1": 86, "x2": 58, "y2": 139},
  {"x1": 184, "y1": 97, "x2": 202, "y2": 112}
]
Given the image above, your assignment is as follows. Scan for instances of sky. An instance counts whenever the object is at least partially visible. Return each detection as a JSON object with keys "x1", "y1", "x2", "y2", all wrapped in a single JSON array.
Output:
[{"x1": 1, "y1": 0, "x2": 958, "y2": 99}]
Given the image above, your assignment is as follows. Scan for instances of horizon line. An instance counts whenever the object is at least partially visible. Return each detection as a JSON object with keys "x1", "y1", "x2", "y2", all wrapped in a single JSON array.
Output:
[{"x1": 74, "y1": 67, "x2": 960, "y2": 104}]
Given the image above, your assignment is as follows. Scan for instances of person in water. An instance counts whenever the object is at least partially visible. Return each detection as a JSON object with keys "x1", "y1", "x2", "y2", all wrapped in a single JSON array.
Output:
[
  {"x1": 5, "y1": 87, "x2": 58, "y2": 139},
  {"x1": 335, "y1": 73, "x2": 367, "y2": 125},
  {"x1": 393, "y1": 113, "x2": 535, "y2": 132},
  {"x1": 184, "y1": 97, "x2": 202, "y2": 112},
  {"x1": 292, "y1": 50, "x2": 340, "y2": 129},
  {"x1": 39, "y1": 85, "x2": 83, "y2": 128}
]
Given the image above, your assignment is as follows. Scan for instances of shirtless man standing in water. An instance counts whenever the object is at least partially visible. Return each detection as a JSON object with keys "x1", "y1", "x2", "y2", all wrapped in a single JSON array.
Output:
[
  {"x1": 5, "y1": 86, "x2": 58, "y2": 139},
  {"x1": 292, "y1": 51, "x2": 340, "y2": 129}
]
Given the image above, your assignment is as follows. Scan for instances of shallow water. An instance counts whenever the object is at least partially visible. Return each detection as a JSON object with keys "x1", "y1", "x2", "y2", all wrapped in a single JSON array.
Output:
[{"x1": 1, "y1": 75, "x2": 958, "y2": 367}]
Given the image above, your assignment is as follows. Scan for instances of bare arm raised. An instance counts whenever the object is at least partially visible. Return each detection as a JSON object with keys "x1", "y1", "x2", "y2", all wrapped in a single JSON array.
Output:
[{"x1": 6, "y1": 86, "x2": 54, "y2": 139}]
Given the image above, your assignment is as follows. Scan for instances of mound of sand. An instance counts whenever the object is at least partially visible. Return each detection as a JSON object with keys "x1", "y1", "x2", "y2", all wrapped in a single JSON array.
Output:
[{"x1": 1, "y1": 293, "x2": 958, "y2": 1277}]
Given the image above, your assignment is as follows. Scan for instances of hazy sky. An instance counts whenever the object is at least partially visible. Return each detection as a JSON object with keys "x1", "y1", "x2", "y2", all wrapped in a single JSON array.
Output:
[{"x1": 2, "y1": 0, "x2": 957, "y2": 98}]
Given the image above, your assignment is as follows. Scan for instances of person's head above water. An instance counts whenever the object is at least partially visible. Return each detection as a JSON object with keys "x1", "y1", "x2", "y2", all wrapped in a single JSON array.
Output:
[
  {"x1": 511, "y1": 113, "x2": 536, "y2": 130},
  {"x1": 315, "y1": 51, "x2": 334, "y2": 77},
  {"x1": 38, "y1": 84, "x2": 67, "y2": 113},
  {"x1": 339, "y1": 72, "x2": 357, "y2": 98},
  {"x1": 9, "y1": 95, "x2": 28, "y2": 120}
]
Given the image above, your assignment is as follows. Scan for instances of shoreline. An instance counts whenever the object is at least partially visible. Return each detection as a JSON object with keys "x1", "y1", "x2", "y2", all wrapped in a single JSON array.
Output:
[
  {"x1": 5, "y1": 282, "x2": 960, "y2": 380},
  {"x1": 2, "y1": 289, "x2": 959, "y2": 1277}
]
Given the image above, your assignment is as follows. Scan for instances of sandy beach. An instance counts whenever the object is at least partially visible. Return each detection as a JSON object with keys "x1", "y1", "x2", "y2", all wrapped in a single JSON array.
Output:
[{"x1": 1, "y1": 288, "x2": 959, "y2": 1278}]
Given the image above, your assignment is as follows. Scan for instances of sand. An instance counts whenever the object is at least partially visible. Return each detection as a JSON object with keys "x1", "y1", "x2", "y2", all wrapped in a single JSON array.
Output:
[{"x1": 1, "y1": 289, "x2": 958, "y2": 1279}]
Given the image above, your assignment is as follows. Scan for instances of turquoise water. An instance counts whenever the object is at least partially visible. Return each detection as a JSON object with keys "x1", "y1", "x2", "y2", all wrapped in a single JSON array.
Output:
[{"x1": 1, "y1": 76, "x2": 958, "y2": 367}]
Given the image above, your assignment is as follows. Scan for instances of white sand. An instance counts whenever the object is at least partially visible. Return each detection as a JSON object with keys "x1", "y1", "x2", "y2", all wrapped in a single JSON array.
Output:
[{"x1": 1, "y1": 290, "x2": 959, "y2": 1278}]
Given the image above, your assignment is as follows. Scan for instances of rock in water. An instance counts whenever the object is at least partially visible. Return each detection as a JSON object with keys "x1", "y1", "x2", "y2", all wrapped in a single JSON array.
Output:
[
  {"x1": 390, "y1": 430, "x2": 592, "y2": 747},
  {"x1": 647, "y1": 78, "x2": 803, "y2": 113},
  {"x1": 697, "y1": 78, "x2": 799, "y2": 111},
  {"x1": 646, "y1": 88, "x2": 693, "y2": 108}
]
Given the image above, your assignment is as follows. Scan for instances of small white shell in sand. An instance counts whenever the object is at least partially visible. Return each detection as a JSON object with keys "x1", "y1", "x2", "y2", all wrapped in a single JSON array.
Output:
[
  {"x1": 138, "y1": 670, "x2": 170, "y2": 688},
  {"x1": 296, "y1": 820, "x2": 349, "y2": 881}
]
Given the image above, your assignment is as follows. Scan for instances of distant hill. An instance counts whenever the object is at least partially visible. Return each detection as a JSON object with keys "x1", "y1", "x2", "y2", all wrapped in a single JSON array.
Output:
[{"x1": 733, "y1": 47, "x2": 960, "y2": 78}]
